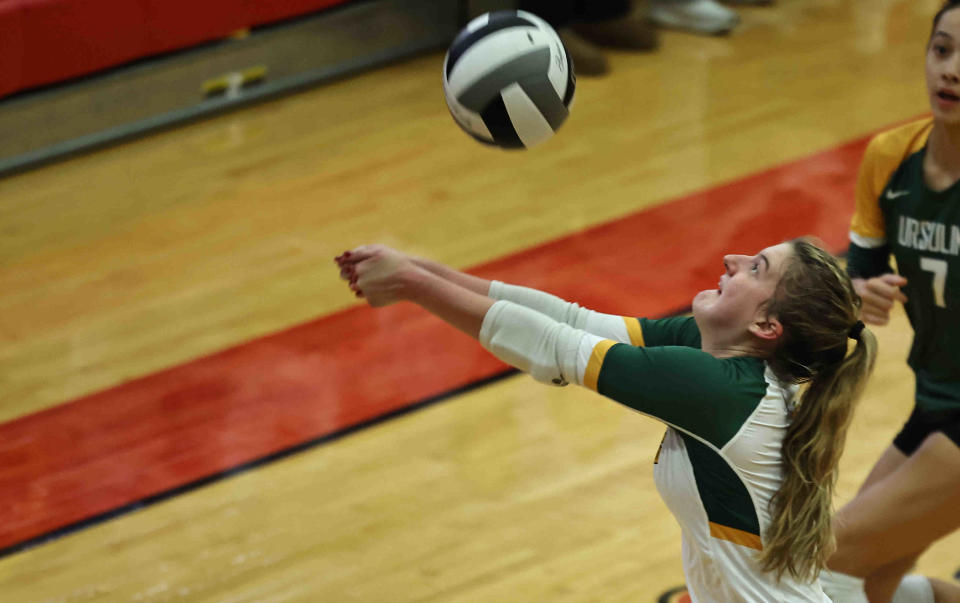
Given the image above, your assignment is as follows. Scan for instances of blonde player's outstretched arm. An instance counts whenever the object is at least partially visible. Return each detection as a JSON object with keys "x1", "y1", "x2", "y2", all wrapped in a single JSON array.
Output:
[
  {"x1": 487, "y1": 281, "x2": 642, "y2": 345},
  {"x1": 343, "y1": 245, "x2": 586, "y2": 383},
  {"x1": 381, "y1": 265, "x2": 604, "y2": 388},
  {"x1": 342, "y1": 245, "x2": 494, "y2": 295},
  {"x1": 396, "y1": 275, "x2": 599, "y2": 390},
  {"x1": 415, "y1": 259, "x2": 638, "y2": 344},
  {"x1": 343, "y1": 245, "x2": 640, "y2": 344},
  {"x1": 341, "y1": 246, "x2": 749, "y2": 445},
  {"x1": 411, "y1": 255, "x2": 493, "y2": 295}
]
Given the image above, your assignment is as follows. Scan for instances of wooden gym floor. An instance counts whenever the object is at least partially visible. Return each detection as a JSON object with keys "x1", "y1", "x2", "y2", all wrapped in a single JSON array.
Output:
[{"x1": 0, "y1": 0, "x2": 957, "y2": 600}]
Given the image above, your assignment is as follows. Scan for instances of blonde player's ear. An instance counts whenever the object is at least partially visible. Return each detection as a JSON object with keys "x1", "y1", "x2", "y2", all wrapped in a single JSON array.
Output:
[{"x1": 749, "y1": 316, "x2": 783, "y2": 341}]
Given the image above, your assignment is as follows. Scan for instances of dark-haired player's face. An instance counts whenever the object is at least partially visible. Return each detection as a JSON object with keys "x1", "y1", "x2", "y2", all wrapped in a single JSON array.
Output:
[{"x1": 928, "y1": 8, "x2": 960, "y2": 124}]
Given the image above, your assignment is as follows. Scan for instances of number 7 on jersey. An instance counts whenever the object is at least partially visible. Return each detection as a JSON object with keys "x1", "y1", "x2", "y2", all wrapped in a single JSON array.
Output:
[{"x1": 920, "y1": 257, "x2": 948, "y2": 308}]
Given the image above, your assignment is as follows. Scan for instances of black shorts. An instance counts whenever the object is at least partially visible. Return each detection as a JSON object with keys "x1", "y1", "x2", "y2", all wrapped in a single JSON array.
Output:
[{"x1": 893, "y1": 404, "x2": 960, "y2": 455}]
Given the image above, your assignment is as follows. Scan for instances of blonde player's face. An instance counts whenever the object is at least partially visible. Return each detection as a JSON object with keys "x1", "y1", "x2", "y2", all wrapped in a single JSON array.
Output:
[
  {"x1": 927, "y1": 8, "x2": 960, "y2": 124},
  {"x1": 692, "y1": 243, "x2": 793, "y2": 336}
]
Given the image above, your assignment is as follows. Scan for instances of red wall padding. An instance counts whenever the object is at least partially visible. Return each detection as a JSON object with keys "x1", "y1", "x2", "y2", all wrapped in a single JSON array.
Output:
[{"x1": 0, "y1": 0, "x2": 352, "y2": 99}]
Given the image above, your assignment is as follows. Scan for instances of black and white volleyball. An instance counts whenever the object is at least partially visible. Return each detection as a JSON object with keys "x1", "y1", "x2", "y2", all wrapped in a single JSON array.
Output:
[{"x1": 442, "y1": 10, "x2": 576, "y2": 150}]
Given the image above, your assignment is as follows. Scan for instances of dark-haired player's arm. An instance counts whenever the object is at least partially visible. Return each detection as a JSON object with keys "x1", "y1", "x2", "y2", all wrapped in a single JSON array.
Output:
[{"x1": 847, "y1": 138, "x2": 908, "y2": 326}]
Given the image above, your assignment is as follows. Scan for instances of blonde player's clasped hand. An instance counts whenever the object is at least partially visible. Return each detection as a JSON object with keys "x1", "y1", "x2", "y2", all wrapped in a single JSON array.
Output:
[
  {"x1": 852, "y1": 273, "x2": 908, "y2": 326},
  {"x1": 336, "y1": 245, "x2": 414, "y2": 307}
]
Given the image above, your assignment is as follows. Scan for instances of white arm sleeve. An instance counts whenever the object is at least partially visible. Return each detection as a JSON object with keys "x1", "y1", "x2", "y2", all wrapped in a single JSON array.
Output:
[
  {"x1": 488, "y1": 281, "x2": 635, "y2": 344},
  {"x1": 478, "y1": 300, "x2": 604, "y2": 387}
]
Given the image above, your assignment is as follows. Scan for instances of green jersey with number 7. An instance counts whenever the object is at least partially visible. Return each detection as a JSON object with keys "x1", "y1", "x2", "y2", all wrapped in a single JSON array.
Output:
[{"x1": 848, "y1": 117, "x2": 960, "y2": 411}]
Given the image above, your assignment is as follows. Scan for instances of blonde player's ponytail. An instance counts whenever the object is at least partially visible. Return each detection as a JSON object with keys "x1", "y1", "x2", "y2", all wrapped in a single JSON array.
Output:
[{"x1": 757, "y1": 240, "x2": 877, "y2": 582}]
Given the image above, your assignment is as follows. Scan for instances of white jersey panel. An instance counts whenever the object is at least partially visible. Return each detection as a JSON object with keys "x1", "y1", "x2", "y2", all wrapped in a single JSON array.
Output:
[
  {"x1": 653, "y1": 366, "x2": 830, "y2": 603},
  {"x1": 720, "y1": 368, "x2": 795, "y2": 532}
]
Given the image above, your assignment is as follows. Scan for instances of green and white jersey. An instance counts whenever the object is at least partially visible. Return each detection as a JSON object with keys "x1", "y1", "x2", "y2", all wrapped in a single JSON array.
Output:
[
  {"x1": 602, "y1": 317, "x2": 826, "y2": 602},
  {"x1": 848, "y1": 118, "x2": 960, "y2": 409},
  {"x1": 480, "y1": 286, "x2": 829, "y2": 602}
]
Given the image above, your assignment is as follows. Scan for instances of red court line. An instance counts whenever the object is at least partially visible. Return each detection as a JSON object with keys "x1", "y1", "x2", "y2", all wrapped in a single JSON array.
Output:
[{"x1": 0, "y1": 136, "x2": 868, "y2": 552}]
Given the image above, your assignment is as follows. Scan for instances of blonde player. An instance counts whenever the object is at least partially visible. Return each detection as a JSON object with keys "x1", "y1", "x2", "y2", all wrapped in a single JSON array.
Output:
[{"x1": 336, "y1": 239, "x2": 875, "y2": 602}]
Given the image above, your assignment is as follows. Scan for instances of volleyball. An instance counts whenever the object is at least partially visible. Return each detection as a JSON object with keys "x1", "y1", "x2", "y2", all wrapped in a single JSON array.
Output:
[{"x1": 442, "y1": 10, "x2": 576, "y2": 150}]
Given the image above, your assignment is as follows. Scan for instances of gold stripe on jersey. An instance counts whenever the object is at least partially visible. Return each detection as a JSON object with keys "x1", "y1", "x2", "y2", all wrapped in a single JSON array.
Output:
[
  {"x1": 623, "y1": 316, "x2": 644, "y2": 346},
  {"x1": 583, "y1": 339, "x2": 617, "y2": 391},
  {"x1": 653, "y1": 432, "x2": 666, "y2": 464},
  {"x1": 851, "y1": 118, "x2": 932, "y2": 241},
  {"x1": 709, "y1": 522, "x2": 762, "y2": 550}
]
